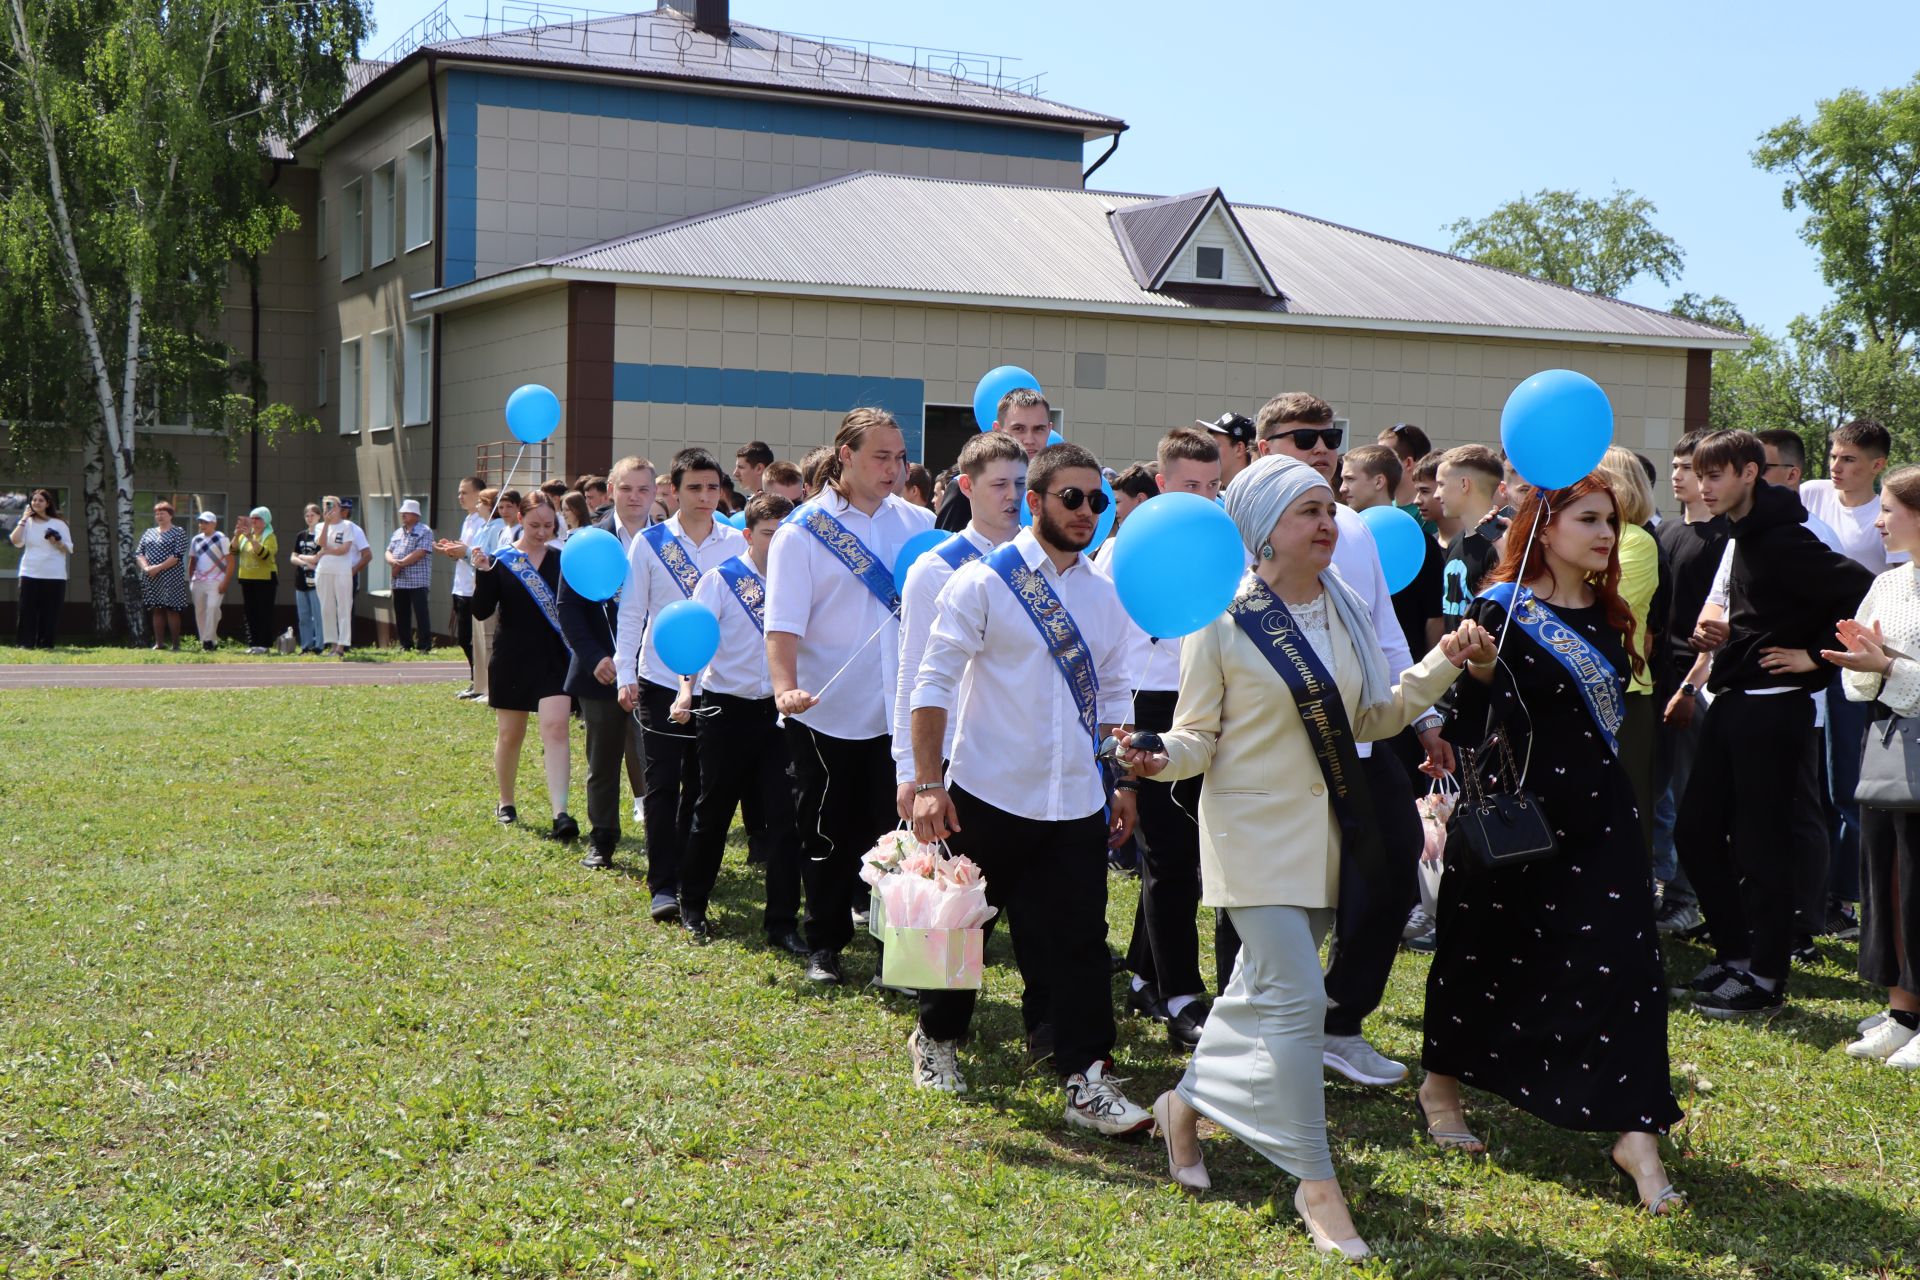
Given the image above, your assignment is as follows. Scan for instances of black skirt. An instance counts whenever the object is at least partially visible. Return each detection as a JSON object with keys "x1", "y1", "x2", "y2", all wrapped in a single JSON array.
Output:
[
  {"x1": 1858, "y1": 804, "x2": 1920, "y2": 993},
  {"x1": 473, "y1": 553, "x2": 570, "y2": 713}
]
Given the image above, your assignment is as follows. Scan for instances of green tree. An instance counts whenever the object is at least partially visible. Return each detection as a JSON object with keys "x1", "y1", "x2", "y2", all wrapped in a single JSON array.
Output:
[
  {"x1": 0, "y1": 0, "x2": 366, "y2": 636},
  {"x1": 1755, "y1": 75, "x2": 1920, "y2": 348},
  {"x1": 1445, "y1": 188, "x2": 1685, "y2": 297}
]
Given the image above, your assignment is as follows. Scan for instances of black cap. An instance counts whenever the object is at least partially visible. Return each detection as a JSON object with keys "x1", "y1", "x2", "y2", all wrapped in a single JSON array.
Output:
[{"x1": 1199, "y1": 412, "x2": 1255, "y2": 446}]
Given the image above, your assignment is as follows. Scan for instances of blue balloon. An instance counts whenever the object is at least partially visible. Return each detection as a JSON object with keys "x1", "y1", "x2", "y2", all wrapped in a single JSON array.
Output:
[
  {"x1": 1020, "y1": 475, "x2": 1116, "y2": 554},
  {"x1": 1356, "y1": 504, "x2": 1426, "y2": 595},
  {"x1": 1500, "y1": 369, "x2": 1614, "y2": 489},
  {"x1": 651, "y1": 598, "x2": 721, "y2": 676},
  {"x1": 505, "y1": 383, "x2": 561, "y2": 444},
  {"x1": 973, "y1": 365, "x2": 1043, "y2": 431},
  {"x1": 891, "y1": 528, "x2": 948, "y2": 592},
  {"x1": 558, "y1": 526, "x2": 627, "y2": 602},
  {"x1": 1109, "y1": 493, "x2": 1245, "y2": 639},
  {"x1": 721, "y1": 511, "x2": 746, "y2": 529},
  {"x1": 1047, "y1": 429, "x2": 1065, "y2": 448}
]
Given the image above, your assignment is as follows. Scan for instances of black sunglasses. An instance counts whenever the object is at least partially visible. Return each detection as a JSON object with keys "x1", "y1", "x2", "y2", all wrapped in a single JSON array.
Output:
[
  {"x1": 1264, "y1": 427, "x2": 1344, "y2": 451},
  {"x1": 1043, "y1": 486, "x2": 1111, "y2": 514}
]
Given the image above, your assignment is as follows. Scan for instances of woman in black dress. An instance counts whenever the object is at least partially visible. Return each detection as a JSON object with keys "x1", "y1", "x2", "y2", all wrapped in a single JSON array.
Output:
[
  {"x1": 471, "y1": 500, "x2": 578, "y2": 840},
  {"x1": 1422, "y1": 474, "x2": 1685, "y2": 1215}
]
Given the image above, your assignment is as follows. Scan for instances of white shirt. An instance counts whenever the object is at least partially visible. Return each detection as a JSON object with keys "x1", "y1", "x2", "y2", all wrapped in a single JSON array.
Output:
[
  {"x1": 765, "y1": 489, "x2": 934, "y2": 741},
  {"x1": 691, "y1": 555, "x2": 773, "y2": 699},
  {"x1": 1705, "y1": 510, "x2": 1845, "y2": 720},
  {"x1": 452, "y1": 510, "x2": 485, "y2": 596},
  {"x1": 15, "y1": 517, "x2": 71, "y2": 580},
  {"x1": 1331, "y1": 503, "x2": 1422, "y2": 757},
  {"x1": 912, "y1": 528, "x2": 1134, "y2": 822},
  {"x1": 315, "y1": 521, "x2": 365, "y2": 574},
  {"x1": 1800, "y1": 479, "x2": 1908, "y2": 573},
  {"x1": 608, "y1": 510, "x2": 651, "y2": 550},
  {"x1": 892, "y1": 525, "x2": 997, "y2": 782},
  {"x1": 615, "y1": 513, "x2": 745, "y2": 691}
]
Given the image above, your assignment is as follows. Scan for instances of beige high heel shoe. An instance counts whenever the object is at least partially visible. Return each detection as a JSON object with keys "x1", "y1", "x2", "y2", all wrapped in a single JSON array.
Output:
[
  {"x1": 1294, "y1": 1183, "x2": 1371, "y2": 1261},
  {"x1": 1150, "y1": 1092, "x2": 1210, "y2": 1192}
]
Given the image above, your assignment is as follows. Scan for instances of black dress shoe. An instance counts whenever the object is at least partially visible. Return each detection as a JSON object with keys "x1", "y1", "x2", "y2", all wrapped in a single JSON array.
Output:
[
  {"x1": 767, "y1": 929, "x2": 809, "y2": 958},
  {"x1": 1126, "y1": 983, "x2": 1171, "y2": 1023},
  {"x1": 805, "y1": 950, "x2": 844, "y2": 984},
  {"x1": 579, "y1": 844, "x2": 614, "y2": 870},
  {"x1": 1166, "y1": 1000, "x2": 1210, "y2": 1051},
  {"x1": 683, "y1": 915, "x2": 713, "y2": 946},
  {"x1": 550, "y1": 813, "x2": 580, "y2": 843},
  {"x1": 496, "y1": 804, "x2": 517, "y2": 825}
]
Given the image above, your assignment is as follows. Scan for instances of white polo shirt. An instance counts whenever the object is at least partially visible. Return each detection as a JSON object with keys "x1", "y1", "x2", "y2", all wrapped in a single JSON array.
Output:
[{"x1": 615, "y1": 513, "x2": 744, "y2": 691}]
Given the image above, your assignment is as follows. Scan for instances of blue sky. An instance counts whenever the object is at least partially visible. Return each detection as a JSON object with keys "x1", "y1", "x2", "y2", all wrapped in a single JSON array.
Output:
[{"x1": 368, "y1": 0, "x2": 1920, "y2": 336}]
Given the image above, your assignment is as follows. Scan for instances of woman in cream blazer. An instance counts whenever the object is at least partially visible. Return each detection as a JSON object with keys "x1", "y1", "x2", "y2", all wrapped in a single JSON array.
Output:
[{"x1": 1123, "y1": 456, "x2": 1490, "y2": 1262}]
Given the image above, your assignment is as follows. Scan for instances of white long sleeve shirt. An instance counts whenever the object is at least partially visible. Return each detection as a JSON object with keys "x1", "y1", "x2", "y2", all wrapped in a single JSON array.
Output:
[
  {"x1": 1331, "y1": 503, "x2": 1420, "y2": 758},
  {"x1": 691, "y1": 555, "x2": 772, "y2": 699},
  {"x1": 892, "y1": 526, "x2": 998, "y2": 782},
  {"x1": 614, "y1": 513, "x2": 744, "y2": 691},
  {"x1": 764, "y1": 489, "x2": 933, "y2": 741},
  {"x1": 912, "y1": 529, "x2": 1134, "y2": 822}
]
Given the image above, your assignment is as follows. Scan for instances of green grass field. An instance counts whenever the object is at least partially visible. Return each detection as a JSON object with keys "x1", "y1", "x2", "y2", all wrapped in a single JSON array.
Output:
[
  {"x1": 0, "y1": 642, "x2": 449, "y2": 665},
  {"x1": 1, "y1": 684, "x2": 1914, "y2": 1277}
]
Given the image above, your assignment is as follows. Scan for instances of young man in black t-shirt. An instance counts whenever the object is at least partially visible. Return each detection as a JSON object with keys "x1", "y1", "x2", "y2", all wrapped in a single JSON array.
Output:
[{"x1": 1434, "y1": 444, "x2": 1504, "y2": 621}]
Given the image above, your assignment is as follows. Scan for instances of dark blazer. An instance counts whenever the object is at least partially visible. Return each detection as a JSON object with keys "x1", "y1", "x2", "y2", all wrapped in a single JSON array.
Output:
[{"x1": 557, "y1": 569, "x2": 620, "y2": 701}]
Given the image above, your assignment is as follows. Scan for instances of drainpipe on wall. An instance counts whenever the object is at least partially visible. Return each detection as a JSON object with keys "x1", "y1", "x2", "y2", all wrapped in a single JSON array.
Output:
[
  {"x1": 1083, "y1": 133, "x2": 1121, "y2": 184},
  {"x1": 251, "y1": 160, "x2": 286, "y2": 507},
  {"x1": 426, "y1": 52, "x2": 445, "y2": 531}
]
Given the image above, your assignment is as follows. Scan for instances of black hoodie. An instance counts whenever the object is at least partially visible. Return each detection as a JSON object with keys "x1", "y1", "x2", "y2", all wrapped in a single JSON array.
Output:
[{"x1": 1710, "y1": 481, "x2": 1876, "y2": 694}]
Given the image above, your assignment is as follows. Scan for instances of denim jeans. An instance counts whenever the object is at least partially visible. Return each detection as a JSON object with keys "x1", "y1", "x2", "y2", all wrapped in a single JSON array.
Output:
[
  {"x1": 1651, "y1": 704, "x2": 1702, "y2": 904},
  {"x1": 1825, "y1": 672, "x2": 1869, "y2": 902},
  {"x1": 294, "y1": 587, "x2": 322, "y2": 651}
]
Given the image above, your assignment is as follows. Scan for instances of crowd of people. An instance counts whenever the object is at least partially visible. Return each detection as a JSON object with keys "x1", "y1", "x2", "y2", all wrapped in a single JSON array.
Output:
[{"x1": 16, "y1": 393, "x2": 1915, "y2": 1259}]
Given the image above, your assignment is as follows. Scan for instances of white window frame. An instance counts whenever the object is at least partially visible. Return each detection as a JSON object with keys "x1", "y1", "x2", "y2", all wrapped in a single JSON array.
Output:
[
  {"x1": 405, "y1": 137, "x2": 435, "y2": 251},
  {"x1": 403, "y1": 318, "x2": 432, "y2": 425},
  {"x1": 339, "y1": 338, "x2": 362, "y2": 435},
  {"x1": 368, "y1": 329, "x2": 395, "y2": 431},
  {"x1": 365, "y1": 494, "x2": 397, "y2": 593},
  {"x1": 316, "y1": 197, "x2": 328, "y2": 260},
  {"x1": 340, "y1": 179, "x2": 364, "y2": 280},
  {"x1": 316, "y1": 347, "x2": 329, "y2": 407},
  {"x1": 371, "y1": 161, "x2": 396, "y2": 268}
]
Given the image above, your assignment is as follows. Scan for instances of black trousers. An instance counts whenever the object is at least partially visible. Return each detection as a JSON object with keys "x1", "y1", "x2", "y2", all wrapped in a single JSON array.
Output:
[
  {"x1": 580, "y1": 696, "x2": 634, "y2": 854},
  {"x1": 241, "y1": 577, "x2": 277, "y2": 649},
  {"x1": 1213, "y1": 749, "x2": 1421, "y2": 1036},
  {"x1": 787, "y1": 721, "x2": 895, "y2": 956},
  {"x1": 451, "y1": 593, "x2": 475, "y2": 673},
  {"x1": 1676, "y1": 689, "x2": 1817, "y2": 983},
  {"x1": 1123, "y1": 690, "x2": 1206, "y2": 999},
  {"x1": 680, "y1": 691, "x2": 802, "y2": 933},
  {"x1": 15, "y1": 577, "x2": 64, "y2": 648},
  {"x1": 1858, "y1": 801, "x2": 1920, "y2": 994},
  {"x1": 393, "y1": 585, "x2": 432, "y2": 651},
  {"x1": 918, "y1": 783, "x2": 1116, "y2": 1077},
  {"x1": 637, "y1": 681, "x2": 700, "y2": 896}
]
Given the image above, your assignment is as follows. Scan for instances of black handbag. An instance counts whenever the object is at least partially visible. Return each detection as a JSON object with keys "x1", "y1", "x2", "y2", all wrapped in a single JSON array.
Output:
[
  {"x1": 1447, "y1": 724, "x2": 1559, "y2": 875},
  {"x1": 1856, "y1": 712, "x2": 1920, "y2": 812}
]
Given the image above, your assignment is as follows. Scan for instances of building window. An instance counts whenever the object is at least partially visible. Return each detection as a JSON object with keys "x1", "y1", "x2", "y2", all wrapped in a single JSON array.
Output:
[
  {"x1": 339, "y1": 338, "x2": 362, "y2": 434},
  {"x1": 371, "y1": 162, "x2": 396, "y2": 267},
  {"x1": 316, "y1": 197, "x2": 328, "y2": 260},
  {"x1": 403, "y1": 318, "x2": 432, "y2": 424},
  {"x1": 1195, "y1": 246, "x2": 1225, "y2": 280},
  {"x1": 406, "y1": 138, "x2": 434, "y2": 250},
  {"x1": 316, "y1": 348, "x2": 329, "y2": 407},
  {"x1": 365, "y1": 495, "x2": 396, "y2": 593},
  {"x1": 340, "y1": 180, "x2": 364, "y2": 279},
  {"x1": 369, "y1": 329, "x2": 395, "y2": 430}
]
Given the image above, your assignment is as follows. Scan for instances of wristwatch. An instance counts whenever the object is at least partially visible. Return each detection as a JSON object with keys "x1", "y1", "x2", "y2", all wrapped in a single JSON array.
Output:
[
  {"x1": 1413, "y1": 713, "x2": 1445, "y2": 735},
  {"x1": 1680, "y1": 682, "x2": 1698, "y2": 698},
  {"x1": 913, "y1": 781, "x2": 945, "y2": 795}
]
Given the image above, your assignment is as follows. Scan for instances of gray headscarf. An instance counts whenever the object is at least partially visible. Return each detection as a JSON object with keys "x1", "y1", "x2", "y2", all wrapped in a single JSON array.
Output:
[{"x1": 1224, "y1": 455, "x2": 1394, "y2": 711}]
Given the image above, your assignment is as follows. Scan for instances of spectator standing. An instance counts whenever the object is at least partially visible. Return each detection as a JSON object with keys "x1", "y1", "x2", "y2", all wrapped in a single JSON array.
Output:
[
  {"x1": 9, "y1": 487, "x2": 72, "y2": 648},
  {"x1": 291, "y1": 504, "x2": 324, "y2": 653},
  {"x1": 135, "y1": 501, "x2": 189, "y2": 650},
  {"x1": 435, "y1": 476, "x2": 487, "y2": 694},
  {"x1": 233, "y1": 507, "x2": 279, "y2": 654},
  {"x1": 733, "y1": 441, "x2": 775, "y2": 495},
  {"x1": 763, "y1": 460, "x2": 805, "y2": 504},
  {"x1": 313, "y1": 497, "x2": 362, "y2": 657},
  {"x1": 187, "y1": 511, "x2": 229, "y2": 652},
  {"x1": 904, "y1": 464, "x2": 935, "y2": 509},
  {"x1": 386, "y1": 499, "x2": 434, "y2": 652},
  {"x1": 1109, "y1": 464, "x2": 1158, "y2": 532}
]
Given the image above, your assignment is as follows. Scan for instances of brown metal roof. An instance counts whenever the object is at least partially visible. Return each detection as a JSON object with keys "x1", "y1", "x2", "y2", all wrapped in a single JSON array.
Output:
[{"x1": 520, "y1": 172, "x2": 1743, "y2": 345}]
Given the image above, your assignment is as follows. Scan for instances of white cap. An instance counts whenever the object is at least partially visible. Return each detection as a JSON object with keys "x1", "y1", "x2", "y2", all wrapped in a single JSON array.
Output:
[
  {"x1": 197, "y1": 510, "x2": 218, "y2": 524},
  {"x1": 399, "y1": 499, "x2": 423, "y2": 516}
]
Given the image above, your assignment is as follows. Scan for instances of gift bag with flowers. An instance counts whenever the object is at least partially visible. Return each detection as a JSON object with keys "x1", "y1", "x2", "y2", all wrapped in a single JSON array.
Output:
[{"x1": 858, "y1": 827, "x2": 996, "y2": 989}]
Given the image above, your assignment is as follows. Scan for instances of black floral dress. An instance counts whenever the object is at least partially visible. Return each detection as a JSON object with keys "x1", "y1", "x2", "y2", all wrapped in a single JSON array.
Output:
[{"x1": 1424, "y1": 595, "x2": 1682, "y2": 1135}]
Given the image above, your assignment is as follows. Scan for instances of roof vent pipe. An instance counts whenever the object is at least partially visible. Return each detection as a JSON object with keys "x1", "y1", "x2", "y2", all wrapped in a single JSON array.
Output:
[{"x1": 665, "y1": 0, "x2": 730, "y2": 38}]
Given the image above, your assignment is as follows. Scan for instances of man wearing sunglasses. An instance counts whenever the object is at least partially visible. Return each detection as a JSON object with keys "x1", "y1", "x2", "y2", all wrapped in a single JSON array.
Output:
[
  {"x1": 906, "y1": 443, "x2": 1151, "y2": 1135},
  {"x1": 1248, "y1": 391, "x2": 1448, "y2": 1090}
]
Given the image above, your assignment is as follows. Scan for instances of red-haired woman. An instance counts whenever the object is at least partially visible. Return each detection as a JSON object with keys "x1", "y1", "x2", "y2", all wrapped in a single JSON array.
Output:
[{"x1": 1420, "y1": 476, "x2": 1685, "y2": 1215}]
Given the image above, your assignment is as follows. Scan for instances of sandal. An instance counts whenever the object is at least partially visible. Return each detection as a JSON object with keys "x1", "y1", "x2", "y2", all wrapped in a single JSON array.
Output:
[
  {"x1": 1611, "y1": 1154, "x2": 1687, "y2": 1216},
  {"x1": 1415, "y1": 1092, "x2": 1487, "y2": 1155}
]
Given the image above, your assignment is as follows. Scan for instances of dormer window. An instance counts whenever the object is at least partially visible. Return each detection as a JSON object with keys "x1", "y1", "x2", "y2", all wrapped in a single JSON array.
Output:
[
  {"x1": 1109, "y1": 187, "x2": 1279, "y2": 298},
  {"x1": 1195, "y1": 246, "x2": 1225, "y2": 280}
]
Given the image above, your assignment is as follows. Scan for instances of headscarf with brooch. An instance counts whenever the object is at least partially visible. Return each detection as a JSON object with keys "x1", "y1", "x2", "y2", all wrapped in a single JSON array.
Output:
[{"x1": 1224, "y1": 454, "x2": 1393, "y2": 712}]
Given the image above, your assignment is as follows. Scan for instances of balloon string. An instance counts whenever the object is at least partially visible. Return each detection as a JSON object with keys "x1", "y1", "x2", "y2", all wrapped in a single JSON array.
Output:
[
  {"x1": 485, "y1": 444, "x2": 528, "y2": 525},
  {"x1": 811, "y1": 615, "x2": 894, "y2": 703}
]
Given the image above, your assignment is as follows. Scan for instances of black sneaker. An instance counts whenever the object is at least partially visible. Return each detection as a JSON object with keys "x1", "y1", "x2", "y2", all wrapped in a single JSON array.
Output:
[
  {"x1": 683, "y1": 915, "x2": 712, "y2": 946},
  {"x1": 1654, "y1": 897, "x2": 1703, "y2": 936},
  {"x1": 766, "y1": 929, "x2": 809, "y2": 958},
  {"x1": 1693, "y1": 970, "x2": 1785, "y2": 1020},
  {"x1": 579, "y1": 844, "x2": 614, "y2": 870},
  {"x1": 1125, "y1": 983, "x2": 1171, "y2": 1023},
  {"x1": 805, "y1": 950, "x2": 844, "y2": 985},
  {"x1": 1670, "y1": 960, "x2": 1732, "y2": 1000},
  {"x1": 1791, "y1": 935, "x2": 1820, "y2": 966},
  {"x1": 550, "y1": 813, "x2": 580, "y2": 843},
  {"x1": 1822, "y1": 899, "x2": 1861, "y2": 941},
  {"x1": 496, "y1": 804, "x2": 517, "y2": 825}
]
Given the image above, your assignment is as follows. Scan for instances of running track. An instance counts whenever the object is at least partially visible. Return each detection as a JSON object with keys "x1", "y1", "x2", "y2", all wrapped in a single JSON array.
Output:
[{"x1": 0, "y1": 660, "x2": 470, "y2": 691}]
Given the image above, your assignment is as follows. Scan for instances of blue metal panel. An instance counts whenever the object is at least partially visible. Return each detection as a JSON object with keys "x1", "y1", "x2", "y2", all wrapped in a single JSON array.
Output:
[{"x1": 614, "y1": 361, "x2": 927, "y2": 458}]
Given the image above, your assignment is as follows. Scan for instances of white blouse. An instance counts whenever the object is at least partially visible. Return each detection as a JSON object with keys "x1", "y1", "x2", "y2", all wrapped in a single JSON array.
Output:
[{"x1": 1843, "y1": 562, "x2": 1920, "y2": 716}]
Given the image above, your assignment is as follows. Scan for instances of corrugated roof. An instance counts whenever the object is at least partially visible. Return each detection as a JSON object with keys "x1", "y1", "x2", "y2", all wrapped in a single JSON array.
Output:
[
  {"x1": 1111, "y1": 190, "x2": 1214, "y2": 290},
  {"x1": 532, "y1": 172, "x2": 1743, "y2": 345},
  {"x1": 351, "y1": 6, "x2": 1120, "y2": 134}
]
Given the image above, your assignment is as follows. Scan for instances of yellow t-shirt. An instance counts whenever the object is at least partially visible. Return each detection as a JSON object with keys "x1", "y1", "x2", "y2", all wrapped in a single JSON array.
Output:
[
  {"x1": 1617, "y1": 523, "x2": 1657, "y2": 695},
  {"x1": 235, "y1": 531, "x2": 278, "y2": 581}
]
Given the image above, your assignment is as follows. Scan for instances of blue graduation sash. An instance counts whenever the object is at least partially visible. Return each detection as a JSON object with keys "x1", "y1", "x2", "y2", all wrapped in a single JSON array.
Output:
[
  {"x1": 642, "y1": 521, "x2": 701, "y2": 598},
  {"x1": 793, "y1": 501, "x2": 901, "y2": 616},
  {"x1": 494, "y1": 547, "x2": 571, "y2": 650},
  {"x1": 934, "y1": 533, "x2": 982, "y2": 571},
  {"x1": 987, "y1": 542, "x2": 1100, "y2": 751},
  {"x1": 1227, "y1": 573, "x2": 1381, "y2": 878},
  {"x1": 715, "y1": 555, "x2": 766, "y2": 634},
  {"x1": 1480, "y1": 581, "x2": 1623, "y2": 756}
]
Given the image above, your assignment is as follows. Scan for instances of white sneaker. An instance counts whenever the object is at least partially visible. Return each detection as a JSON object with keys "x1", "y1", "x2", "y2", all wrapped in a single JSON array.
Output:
[
  {"x1": 1063, "y1": 1060, "x2": 1152, "y2": 1137},
  {"x1": 1845, "y1": 1018, "x2": 1917, "y2": 1060},
  {"x1": 632, "y1": 797, "x2": 646, "y2": 824},
  {"x1": 908, "y1": 1028, "x2": 967, "y2": 1094},
  {"x1": 1888, "y1": 1033, "x2": 1920, "y2": 1070},
  {"x1": 1859, "y1": 1011, "x2": 1888, "y2": 1035},
  {"x1": 1323, "y1": 1033, "x2": 1409, "y2": 1086}
]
